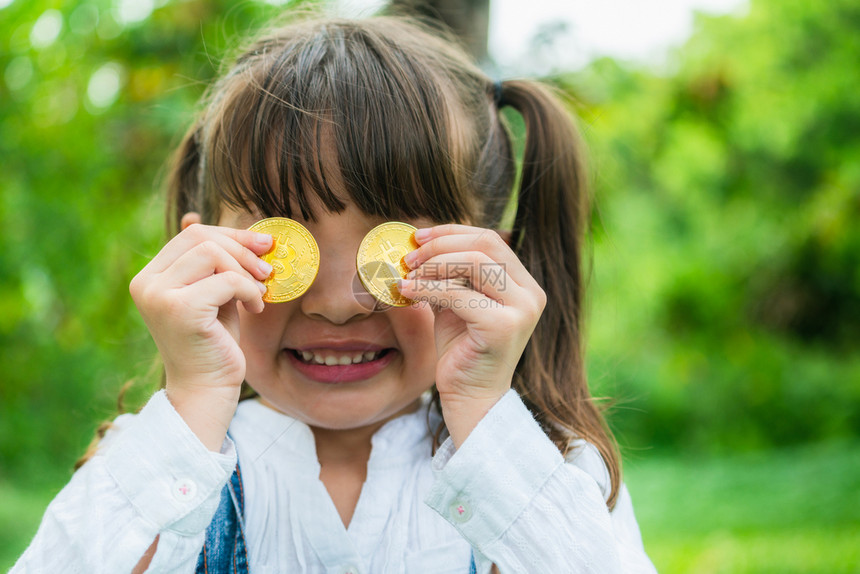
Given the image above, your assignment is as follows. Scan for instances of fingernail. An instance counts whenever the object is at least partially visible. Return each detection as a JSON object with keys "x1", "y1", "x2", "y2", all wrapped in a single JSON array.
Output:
[
  {"x1": 405, "y1": 269, "x2": 417, "y2": 280},
  {"x1": 414, "y1": 228, "x2": 431, "y2": 242},
  {"x1": 257, "y1": 281, "x2": 268, "y2": 294},
  {"x1": 397, "y1": 279, "x2": 413, "y2": 292},
  {"x1": 258, "y1": 259, "x2": 273, "y2": 277},
  {"x1": 404, "y1": 250, "x2": 418, "y2": 268},
  {"x1": 255, "y1": 233, "x2": 273, "y2": 247}
]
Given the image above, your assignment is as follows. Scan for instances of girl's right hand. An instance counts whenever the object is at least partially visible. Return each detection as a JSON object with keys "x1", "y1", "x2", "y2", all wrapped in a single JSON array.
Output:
[{"x1": 129, "y1": 222, "x2": 274, "y2": 450}]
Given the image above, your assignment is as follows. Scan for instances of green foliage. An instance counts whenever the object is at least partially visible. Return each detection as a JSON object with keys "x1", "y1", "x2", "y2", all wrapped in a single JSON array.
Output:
[
  {"x1": 567, "y1": 0, "x2": 860, "y2": 454},
  {"x1": 0, "y1": 0, "x2": 314, "y2": 484}
]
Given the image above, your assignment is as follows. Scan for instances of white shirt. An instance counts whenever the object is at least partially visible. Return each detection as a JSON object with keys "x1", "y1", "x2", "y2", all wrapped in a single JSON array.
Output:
[{"x1": 12, "y1": 388, "x2": 657, "y2": 574}]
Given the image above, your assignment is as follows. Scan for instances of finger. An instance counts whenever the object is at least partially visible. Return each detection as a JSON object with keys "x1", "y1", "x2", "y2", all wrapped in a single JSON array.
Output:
[
  {"x1": 406, "y1": 227, "x2": 536, "y2": 290},
  {"x1": 146, "y1": 224, "x2": 274, "y2": 277},
  {"x1": 183, "y1": 270, "x2": 267, "y2": 314},
  {"x1": 415, "y1": 224, "x2": 513, "y2": 245},
  {"x1": 414, "y1": 223, "x2": 493, "y2": 243},
  {"x1": 162, "y1": 240, "x2": 271, "y2": 288},
  {"x1": 397, "y1": 277, "x2": 502, "y2": 324},
  {"x1": 405, "y1": 251, "x2": 524, "y2": 302}
]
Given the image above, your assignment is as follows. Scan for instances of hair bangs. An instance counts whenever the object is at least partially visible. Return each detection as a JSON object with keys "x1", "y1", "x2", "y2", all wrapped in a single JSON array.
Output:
[{"x1": 201, "y1": 19, "x2": 476, "y2": 226}]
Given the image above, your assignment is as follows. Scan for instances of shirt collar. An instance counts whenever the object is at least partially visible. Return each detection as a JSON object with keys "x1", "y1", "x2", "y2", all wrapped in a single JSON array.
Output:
[{"x1": 230, "y1": 391, "x2": 439, "y2": 471}]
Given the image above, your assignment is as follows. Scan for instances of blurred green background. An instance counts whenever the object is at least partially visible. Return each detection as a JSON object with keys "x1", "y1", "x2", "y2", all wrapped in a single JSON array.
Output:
[{"x1": 1, "y1": 0, "x2": 858, "y2": 572}]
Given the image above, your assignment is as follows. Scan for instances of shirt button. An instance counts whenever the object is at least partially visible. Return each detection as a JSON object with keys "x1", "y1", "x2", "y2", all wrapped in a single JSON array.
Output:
[
  {"x1": 341, "y1": 565, "x2": 360, "y2": 574},
  {"x1": 450, "y1": 499, "x2": 472, "y2": 523},
  {"x1": 172, "y1": 478, "x2": 197, "y2": 502}
]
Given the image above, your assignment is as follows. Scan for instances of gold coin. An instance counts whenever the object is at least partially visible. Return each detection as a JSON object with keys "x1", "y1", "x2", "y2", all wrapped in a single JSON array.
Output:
[
  {"x1": 356, "y1": 222, "x2": 419, "y2": 307},
  {"x1": 248, "y1": 217, "x2": 319, "y2": 303}
]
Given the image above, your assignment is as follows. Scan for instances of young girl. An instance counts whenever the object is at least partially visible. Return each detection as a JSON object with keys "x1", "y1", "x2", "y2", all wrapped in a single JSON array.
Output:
[{"x1": 14, "y1": 15, "x2": 656, "y2": 574}]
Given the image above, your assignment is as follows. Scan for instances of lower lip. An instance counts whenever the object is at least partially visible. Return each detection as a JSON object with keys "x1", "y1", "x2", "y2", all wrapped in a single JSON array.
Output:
[{"x1": 286, "y1": 349, "x2": 396, "y2": 383}]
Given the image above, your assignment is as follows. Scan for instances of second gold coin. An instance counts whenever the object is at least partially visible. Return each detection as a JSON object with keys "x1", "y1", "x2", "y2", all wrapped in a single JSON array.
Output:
[{"x1": 356, "y1": 222, "x2": 419, "y2": 307}]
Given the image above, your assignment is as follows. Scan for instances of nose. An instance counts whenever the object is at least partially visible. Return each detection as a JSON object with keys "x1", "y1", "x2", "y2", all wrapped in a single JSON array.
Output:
[{"x1": 299, "y1": 246, "x2": 373, "y2": 325}]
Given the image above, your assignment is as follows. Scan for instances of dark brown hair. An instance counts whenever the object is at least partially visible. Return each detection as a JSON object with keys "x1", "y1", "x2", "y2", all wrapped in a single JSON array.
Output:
[{"x1": 83, "y1": 15, "x2": 621, "y2": 508}]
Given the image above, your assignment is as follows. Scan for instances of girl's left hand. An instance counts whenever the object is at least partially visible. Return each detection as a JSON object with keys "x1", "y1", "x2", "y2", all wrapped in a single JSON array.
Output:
[{"x1": 398, "y1": 224, "x2": 546, "y2": 446}]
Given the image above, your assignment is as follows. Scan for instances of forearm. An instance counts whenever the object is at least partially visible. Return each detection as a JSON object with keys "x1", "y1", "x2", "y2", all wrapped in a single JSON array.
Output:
[
  {"x1": 166, "y1": 383, "x2": 241, "y2": 453},
  {"x1": 467, "y1": 465, "x2": 625, "y2": 573},
  {"x1": 439, "y1": 392, "x2": 505, "y2": 449},
  {"x1": 12, "y1": 390, "x2": 236, "y2": 574},
  {"x1": 11, "y1": 457, "x2": 206, "y2": 573},
  {"x1": 426, "y1": 389, "x2": 656, "y2": 574}
]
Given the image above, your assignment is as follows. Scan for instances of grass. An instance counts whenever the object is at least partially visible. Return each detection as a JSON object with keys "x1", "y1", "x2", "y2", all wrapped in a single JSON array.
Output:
[
  {"x1": 2, "y1": 441, "x2": 859, "y2": 572},
  {"x1": 624, "y1": 440, "x2": 860, "y2": 573}
]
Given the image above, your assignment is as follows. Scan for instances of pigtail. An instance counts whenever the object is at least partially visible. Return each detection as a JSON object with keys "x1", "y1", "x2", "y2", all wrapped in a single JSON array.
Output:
[{"x1": 499, "y1": 80, "x2": 622, "y2": 509}]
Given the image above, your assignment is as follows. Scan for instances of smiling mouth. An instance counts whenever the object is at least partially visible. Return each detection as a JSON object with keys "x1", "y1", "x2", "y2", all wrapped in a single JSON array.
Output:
[{"x1": 288, "y1": 348, "x2": 393, "y2": 366}]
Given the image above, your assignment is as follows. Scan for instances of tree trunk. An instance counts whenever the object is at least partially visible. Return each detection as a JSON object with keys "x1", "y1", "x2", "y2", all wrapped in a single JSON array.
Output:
[{"x1": 387, "y1": 0, "x2": 490, "y2": 64}]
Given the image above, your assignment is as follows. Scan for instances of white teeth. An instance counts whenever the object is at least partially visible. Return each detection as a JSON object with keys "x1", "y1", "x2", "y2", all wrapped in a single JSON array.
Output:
[{"x1": 296, "y1": 349, "x2": 385, "y2": 365}]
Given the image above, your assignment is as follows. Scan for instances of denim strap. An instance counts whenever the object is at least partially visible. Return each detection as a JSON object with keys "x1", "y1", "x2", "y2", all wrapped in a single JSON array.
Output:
[{"x1": 195, "y1": 463, "x2": 249, "y2": 574}]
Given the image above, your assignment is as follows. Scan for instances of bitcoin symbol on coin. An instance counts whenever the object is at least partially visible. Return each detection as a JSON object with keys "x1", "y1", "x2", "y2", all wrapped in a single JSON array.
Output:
[
  {"x1": 271, "y1": 232, "x2": 298, "y2": 280},
  {"x1": 378, "y1": 239, "x2": 410, "y2": 276},
  {"x1": 248, "y1": 218, "x2": 319, "y2": 303}
]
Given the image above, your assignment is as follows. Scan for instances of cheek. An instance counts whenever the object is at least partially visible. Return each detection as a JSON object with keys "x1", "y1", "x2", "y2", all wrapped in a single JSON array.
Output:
[
  {"x1": 237, "y1": 305, "x2": 287, "y2": 356},
  {"x1": 397, "y1": 303, "x2": 436, "y2": 360}
]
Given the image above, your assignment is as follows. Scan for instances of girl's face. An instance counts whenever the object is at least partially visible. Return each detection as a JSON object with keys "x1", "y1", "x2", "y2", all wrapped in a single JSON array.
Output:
[{"x1": 218, "y1": 200, "x2": 438, "y2": 433}]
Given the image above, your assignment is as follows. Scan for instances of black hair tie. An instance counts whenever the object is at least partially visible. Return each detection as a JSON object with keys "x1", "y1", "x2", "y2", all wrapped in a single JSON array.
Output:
[{"x1": 493, "y1": 80, "x2": 504, "y2": 107}]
